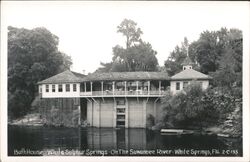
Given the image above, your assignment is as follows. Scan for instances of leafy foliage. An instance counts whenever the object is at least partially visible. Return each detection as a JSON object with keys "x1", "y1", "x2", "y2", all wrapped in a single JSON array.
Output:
[
  {"x1": 162, "y1": 28, "x2": 242, "y2": 133},
  {"x1": 117, "y1": 18, "x2": 143, "y2": 48},
  {"x1": 96, "y1": 19, "x2": 158, "y2": 72},
  {"x1": 8, "y1": 26, "x2": 72, "y2": 119},
  {"x1": 164, "y1": 37, "x2": 199, "y2": 76},
  {"x1": 161, "y1": 84, "x2": 241, "y2": 130},
  {"x1": 164, "y1": 28, "x2": 242, "y2": 77}
]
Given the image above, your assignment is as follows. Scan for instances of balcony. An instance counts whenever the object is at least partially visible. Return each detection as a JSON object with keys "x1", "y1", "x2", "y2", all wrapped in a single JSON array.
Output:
[{"x1": 80, "y1": 90, "x2": 167, "y2": 97}]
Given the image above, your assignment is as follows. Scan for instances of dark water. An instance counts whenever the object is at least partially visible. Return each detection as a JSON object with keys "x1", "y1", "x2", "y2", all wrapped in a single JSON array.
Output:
[{"x1": 8, "y1": 125, "x2": 242, "y2": 156}]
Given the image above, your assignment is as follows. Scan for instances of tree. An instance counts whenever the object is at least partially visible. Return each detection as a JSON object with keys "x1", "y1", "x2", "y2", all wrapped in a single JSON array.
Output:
[
  {"x1": 210, "y1": 28, "x2": 242, "y2": 87},
  {"x1": 8, "y1": 26, "x2": 72, "y2": 119},
  {"x1": 165, "y1": 28, "x2": 242, "y2": 79},
  {"x1": 117, "y1": 18, "x2": 143, "y2": 49},
  {"x1": 164, "y1": 37, "x2": 199, "y2": 76},
  {"x1": 95, "y1": 19, "x2": 158, "y2": 72},
  {"x1": 161, "y1": 82, "x2": 210, "y2": 129}
]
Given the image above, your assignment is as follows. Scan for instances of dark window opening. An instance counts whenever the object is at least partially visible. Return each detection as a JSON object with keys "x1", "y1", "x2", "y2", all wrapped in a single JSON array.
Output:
[
  {"x1": 52, "y1": 85, "x2": 55, "y2": 92},
  {"x1": 117, "y1": 108, "x2": 125, "y2": 113},
  {"x1": 117, "y1": 115, "x2": 125, "y2": 120},
  {"x1": 176, "y1": 82, "x2": 180, "y2": 90},
  {"x1": 66, "y1": 84, "x2": 70, "y2": 92},
  {"x1": 116, "y1": 99, "x2": 125, "y2": 105},
  {"x1": 46, "y1": 85, "x2": 49, "y2": 92},
  {"x1": 58, "y1": 84, "x2": 63, "y2": 92},
  {"x1": 73, "y1": 84, "x2": 77, "y2": 92}
]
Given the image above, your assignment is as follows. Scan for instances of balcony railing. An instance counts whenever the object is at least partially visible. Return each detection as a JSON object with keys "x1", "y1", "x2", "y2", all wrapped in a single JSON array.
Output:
[{"x1": 80, "y1": 90, "x2": 167, "y2": 97}]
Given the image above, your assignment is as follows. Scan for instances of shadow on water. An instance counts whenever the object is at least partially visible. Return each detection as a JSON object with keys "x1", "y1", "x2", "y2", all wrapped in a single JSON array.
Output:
[{"x1": 8, "y1": 125, "x2": 242, "y2": 156}]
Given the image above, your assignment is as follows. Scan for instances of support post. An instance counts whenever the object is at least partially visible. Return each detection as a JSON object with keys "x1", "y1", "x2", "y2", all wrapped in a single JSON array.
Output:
[
  {"x1": 112, "y1": 81, "x2": 115, "y2": 96},
  {"x1": 78, "y1": 105, "x2": 81, "y2": 126},
  {"x1": 143, "y1": 99, "x2": 147, "y2": 128},
  {"x1": 124, "y1": 81, "x2": 127, "y2": 95},
  {"x1": 154, "y1": 97, "x2": 160, "y2": 124},
  {"x1": 113, "y1": 97, "x2": 116, "y2": 127},
  {"x1": 84, "y1": 82, "x2": 86, "y2": 93},
  {"x1": 125, "y1": 98, "x2": 128, "y2": 128},
  {"x1": 136, "y1": 81, "x2": 139, "y2": 102},
  {"x1": 101, "y1": 81, "x2": 104, "y2": 96},
  {"x1": 148, "y1": 81, "x2": 150, "y2": 95},
  {"x1": 90, "y1": 82, "x2": 93, "y2": 94},
  {"x1": 159, "y1": 81, "x2": 161, "y2": 95},
  {"x1": 136, "y1": 81, "x2": 139, "y2": 95}
]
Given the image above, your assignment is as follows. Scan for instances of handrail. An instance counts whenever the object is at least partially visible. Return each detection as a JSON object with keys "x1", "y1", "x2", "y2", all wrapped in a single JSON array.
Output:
[{"x1": 80, "y1": 90, "x2": 166, "y2": 96}]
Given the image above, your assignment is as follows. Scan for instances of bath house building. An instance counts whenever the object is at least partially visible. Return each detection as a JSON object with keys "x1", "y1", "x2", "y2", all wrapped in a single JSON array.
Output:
[{"x1": 37, "y1": 61, "x2": 212, "y2": 128}]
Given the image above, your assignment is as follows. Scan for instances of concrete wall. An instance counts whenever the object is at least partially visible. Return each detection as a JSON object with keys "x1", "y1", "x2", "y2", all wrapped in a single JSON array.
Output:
[
  {"x1": 40, "y1": 83, "x2": 80, "y2": 98},
  {"x1": 87, "y1": 99, "x2": 115, "y2": 127},
  {"x1": 86, "y1": 98, "x2": 163, "y2": 128},
  {"x1": 100, "y1": 100, "x2": 114, "y2": 127},
  {"x1": 127, "y1": 98, "x2": 144, "y2": 128},
  {"x1": 87, "y1": 101, "x2": 93, "y2": 126}
]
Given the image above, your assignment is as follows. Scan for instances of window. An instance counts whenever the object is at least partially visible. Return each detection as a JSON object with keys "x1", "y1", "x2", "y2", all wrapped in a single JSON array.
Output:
[
  {"x1": 183, "y1": 81, "x2": 189, "y2": 89},
  {"x1": 176, "y1": 82, "x2": 180, "y2": 90},
  {"x1": 117, "y1": 108, "x2": 125, "y2": 113},
  {"x1": 117, "y1": 115, "x2": 125, "y2": 120},
  {"x1": 58, "y1": 84, "x2": 63, "y2": 92},
  {"x1": 52, "y1": 85, "x2": 55, "y2": 92},
  {"x1": 73, "y1": 84, "x2": 77, "y2": 92},
  {"x1": 46, "y1": 85, "x2": 49, "y2": 92},
  {"x1": 66, "y1": 84, "x2": 70, "y2": 92},
  {"x1": 116, "y1": 99, "x2": 125, "y2": 105}
]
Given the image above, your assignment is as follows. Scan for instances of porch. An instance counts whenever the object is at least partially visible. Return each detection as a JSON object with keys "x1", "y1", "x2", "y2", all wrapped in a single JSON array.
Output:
[{"x1": 80, "y1": 80, "x2": 169, "y2": 97}]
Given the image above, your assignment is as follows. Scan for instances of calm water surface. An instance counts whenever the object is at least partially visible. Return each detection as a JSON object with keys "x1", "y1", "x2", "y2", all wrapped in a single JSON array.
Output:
[{"x1": 8, "y1": 125, "x2": 242, "y2": 156}]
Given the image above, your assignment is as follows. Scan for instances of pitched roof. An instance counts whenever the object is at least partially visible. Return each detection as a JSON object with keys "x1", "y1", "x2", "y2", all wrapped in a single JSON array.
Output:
[
  {"x1": 181, "y1": 56, "x2": 195, "y2": 66},
  {"x1": 85, "y1": 72, "x2": 170, "y2": 81},
  {"x1": 171, "y1": 69, "x2": 212, "y2": 80},
  {"x1": 37, "y1": 70, "x2": 86, "y2": 84}
]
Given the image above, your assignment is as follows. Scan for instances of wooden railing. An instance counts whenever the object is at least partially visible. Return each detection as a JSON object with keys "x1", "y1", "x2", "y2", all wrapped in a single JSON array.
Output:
[{"x1": 80, "y1": 90, "x2": 167, "y2": 97}]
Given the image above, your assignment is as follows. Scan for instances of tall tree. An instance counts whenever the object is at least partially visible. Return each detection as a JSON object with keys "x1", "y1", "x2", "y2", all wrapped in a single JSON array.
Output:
[
  {"x1": 164, "y1": 37, "x2": 199, "y2": 76},
  {"x1": 96, "y1": 19, "x2": 158, "y2": 72},
  {"x1": 165, "y1": 28, "x2": 242, "y2": 79},
  {"x1": 8, "y1": 26, "x2": 72, "y2": 118},
  {"x1": 117, "y1": 18, "x2": 143, "y2": 49},
  {"x1": 212, "y1": 28, "x2": 243, "y2": 87}
]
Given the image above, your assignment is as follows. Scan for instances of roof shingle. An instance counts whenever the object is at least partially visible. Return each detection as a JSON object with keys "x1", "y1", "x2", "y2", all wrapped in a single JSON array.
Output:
[
  {"x1": 171, "y1": 69, "x2": 212, "y2": 80},
  {"x1": 38, "y1": 69, "x2": 211, "y2": 84},
  {"x1": 85, "y1": 72, "x2": 170, "y2": 81},
  {"x1": 37, "y1": 70, "x2": 85, "y2": 84}
]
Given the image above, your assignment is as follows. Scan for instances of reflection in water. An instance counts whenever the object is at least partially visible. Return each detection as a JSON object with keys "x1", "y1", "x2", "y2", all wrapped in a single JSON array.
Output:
[{"x1": 8, "y1": 125, "x2": 242, "y2": 156}]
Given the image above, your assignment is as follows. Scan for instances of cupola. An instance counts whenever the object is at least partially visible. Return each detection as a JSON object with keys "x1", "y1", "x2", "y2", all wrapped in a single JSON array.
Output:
[{"x1": 181, "y1": 46, "x2": 195, "y2": 70}]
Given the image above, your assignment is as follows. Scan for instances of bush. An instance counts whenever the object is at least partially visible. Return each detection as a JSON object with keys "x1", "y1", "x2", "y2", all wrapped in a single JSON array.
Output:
[{"x1": 161, "y1": 82, "x2": 241, "y2": 130}]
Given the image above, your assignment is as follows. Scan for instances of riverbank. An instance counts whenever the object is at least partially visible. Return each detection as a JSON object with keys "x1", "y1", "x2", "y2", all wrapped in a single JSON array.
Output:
[
  {"x1": 9, "y1": 113, "x2": 90, "y2": 128},
  {"x1": 10, "y1": 113, "x2": 44, "y2": 126}
]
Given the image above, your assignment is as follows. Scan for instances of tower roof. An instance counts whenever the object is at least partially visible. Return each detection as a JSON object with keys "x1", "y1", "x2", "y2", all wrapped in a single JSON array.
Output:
[{"x1": 181, "y1": 56, "x2": 195, "y2": 66}]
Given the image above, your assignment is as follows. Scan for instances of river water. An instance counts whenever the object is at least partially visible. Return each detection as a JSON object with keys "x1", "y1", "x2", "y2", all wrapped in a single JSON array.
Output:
[{"x1": 8, "y1": 125, "x2": 242, "y2": 156}]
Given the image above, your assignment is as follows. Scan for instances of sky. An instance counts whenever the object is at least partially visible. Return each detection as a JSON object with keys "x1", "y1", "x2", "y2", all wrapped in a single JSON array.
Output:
[{"x1": 2, "y1": 1, "x2": 249, "y2": 74}]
